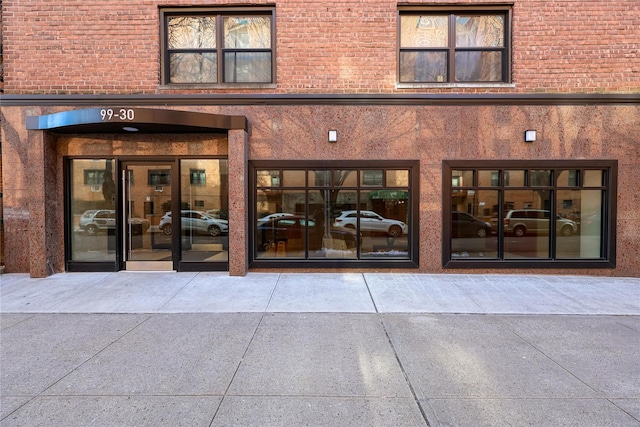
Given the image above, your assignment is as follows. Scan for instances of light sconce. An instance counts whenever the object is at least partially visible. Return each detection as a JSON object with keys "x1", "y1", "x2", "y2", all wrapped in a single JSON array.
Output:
[
  {"x1": 123, "y1": 126, "x2": 139, "y2": 132},
  {"x1": 328, "y1": 130, "x2": 338, "y2": 143},
  {"x1": 524, "y1": 130, "x2": 537, "y2": 143}
]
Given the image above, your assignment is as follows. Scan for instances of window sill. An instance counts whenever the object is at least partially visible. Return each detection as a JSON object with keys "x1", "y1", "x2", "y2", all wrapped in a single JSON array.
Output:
[
  {"x1": 397, "y1": 82, "x2": 516, "y2": 89},
  {"x1": 159, "y1": 83, "x2": 278, "y2": 90}
]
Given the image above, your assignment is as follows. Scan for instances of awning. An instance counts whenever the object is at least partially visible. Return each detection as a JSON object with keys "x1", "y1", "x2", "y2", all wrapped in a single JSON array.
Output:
[
  {"x1": 368, "y1": 190, "x2": 409, "y2": 200},
  {"x1": 26, "y1": 107, "x2": 247, "y2": 134}
]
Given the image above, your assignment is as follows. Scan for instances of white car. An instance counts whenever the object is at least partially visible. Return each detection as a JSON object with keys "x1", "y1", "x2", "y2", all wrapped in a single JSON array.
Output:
[
  {"x1": 159, "y1": 210, "x2": 229, "y2": 237},
  {"x1": 258, "y1": 213, "x2": 294, "y2": 222},
  {"x1": 333, "y1": 210, "x2": 407, "y2": 237}
]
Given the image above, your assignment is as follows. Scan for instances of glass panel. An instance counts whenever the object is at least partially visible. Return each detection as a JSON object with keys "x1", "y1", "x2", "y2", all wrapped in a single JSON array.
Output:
[
  {"x1": 400, "y1": 51, "x2": 447, "y2": 82},
  {"x1": 282, "y1": 170, "x2": 306, "y2": 187},
  {"x1": 504, "y1": 170, "x2": 525, "y2": 187},
  {"x1": 386, "y1": 170, "x2": 409, "y2": 186},
  {"x1": 455, "y1": 15, "x2": 504, "y2": 47},
  {"x1": 334, "y1": 170, "x2": 357, "y2": 187},
  {"x1": 256, "y1": 170, "x2": 280, "y2": 187},
  {"x1": 167, "y1": 16, "x2": 216, "y2": 49},
  {"x1": 70, "y1": 159, "x2": 117, "y2": 262},
  {"x1": 310, "y1": 189, "x2": 358, "y2": 259},
  {"x1": 357, "y1": 190, "x2": 409, "y2": 259},
  {"x1": 224, "y1": 16, "x2": 271, "y2": 49},
  {"x1": 503, "y1": 190, "x2": 551, "y2": 259},
  {"x1": 309, "y1": 170, "x2": 331, "y2": 187},
  {"x1": 180, "y1": 160, "x2": 228, "y2": 262},
  {"x1": 362, "y1": 170, "x2": 383, "y2": 186},
  {"x1": 452, "y1": 170, "x2": 474, "y2": 187},
  {"x1": 125, "y1": 164, "x2": 168, "y2": 262},
  {"x1": 400, "y1": 15, "x2": 448, "y2": 47},
  {"x1": 477, "y1": 170, "x2": 500, "y2": 187},
  {"x1": 256, "y1": 189, "x2": 307, "y2": 258},
  {"x1": 224, "y1": 51, "x2": 272, "y2": 83},
  {"x1": 584, "y1": 170, "x2": 603, "y2": 187},
  {"x1": 530, "y1": 170, "x2": 552, "y2": 186},
  {"x1": 450, "y1": 190, "x2": 498, "y2": 259},
  {"x1": 169, "y1": 52, "x2": 217, "y2": 83},
  {"x1": 557, "y1": 170, "x2": 579, "y2": 187},
  {"x1": 455, "y1": 51, "x2": 502, "y2": 82},
  {"x1": 556, "y1": 190, "x2": 602, "y2": 259}
]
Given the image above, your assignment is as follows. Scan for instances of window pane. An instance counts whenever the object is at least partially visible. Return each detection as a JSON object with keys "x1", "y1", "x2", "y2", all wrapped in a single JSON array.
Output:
[
  {"x1": 167, "y1": 16, "x2": 216, "y2": 49},
  {"x1": 256, "y1": 189, "x2": 306, "y2": 258},
  {"x1": 400, "y1": 51, "x2": 447, "y2": 83},
  {"x1": 455, "y1": 51, "x2": 502, "y2": 82},
  {"x1": 386, "y1": 170, "x2": 409, "y2": 186},
  {"x1": 556, "y1": 190, "x2": 602, "y2": 259},
  {"x1": 282, "y1": 170, "x2": 306, "y2": 187},
  {"x1": 400, "y1": 15, "x2": 448, "y2": 47},
  {"x1": 504, "y1": 170, "x2": 525, "y2": 186},
  {"x1": 456, "y1": 15, "x2": 504, "y2": 47},
  {"x1": 309, "y1": 170, "x2": 331, "y2": 187},
  {"x1": 70, "y1": 159, "x2": 117, "y2": 262},
  {"x1": 257, "y1": 170, "x2": 280, "y2": 187},
  {"x1": 333, "y1": 170, "x2": 357, "y2": 187},
  {"x1": 451, "y1": 190, "x2": 498, "y2": 259},
  {"x1": 503, "y1": 190, "x2": 551, "y2": 259},
  {"x1": 557, "y1": 170, "x2": 579, "y2": 187},
  {"x1": 180, "y1": 160, "x2": 228, "y2": 262},
  {"x1": 224, "y1": 51, "x2": 272, "y2": 83},
  {"x1": 309, "y1": 190, "x2": 358, "y2": 259},
  {"x1": 452, "y1": 170, "x2": 474, "y2": 187},
  {"x1": 358, "y1": 190, "x2": 409, "y2": 259},
  {"x1": 584, "y1": 170, "x2": 604, "y2": 187},
  {"x1": 224, "y1": 16, "x2": 271, "y2": 49},
  {"x1": 362, "y1": 170, "x2": 383, "y2": 186},
  {"x1": 477, "y1": 170, "x2": 500, "y2": 187},
  {"x1": 169, "y1": 52, "x2": 217, "y2": 83},
  {"x1": 530, "y1": 170, "x2": 552, "y2": 186}
]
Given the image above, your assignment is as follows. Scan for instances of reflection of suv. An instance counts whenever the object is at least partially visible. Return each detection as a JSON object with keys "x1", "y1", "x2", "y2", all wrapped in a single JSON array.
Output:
[
  {"x1": 504, "y1": 209, "x2": 577, "y2": 237},
  {"x1": 333, "y1": 210, "x2": 407, "y2": 237},
  {"x1": 159, "y1": 210, "x2": 229, "y2": 237},
  {"x1": 79, "y1": 209, "x2": 150, "y2": 236}
]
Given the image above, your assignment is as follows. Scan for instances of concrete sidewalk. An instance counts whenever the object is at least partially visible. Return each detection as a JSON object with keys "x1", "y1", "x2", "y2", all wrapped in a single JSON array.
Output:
[{"x1": 1, "y1": 273, "x2": 639, "y2": 426}]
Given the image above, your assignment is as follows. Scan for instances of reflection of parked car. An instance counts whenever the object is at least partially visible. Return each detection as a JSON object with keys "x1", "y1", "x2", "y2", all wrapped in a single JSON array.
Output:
[
  {"x1": 159, "y1": 210, "x2": 229, "y2": 237},
  {"x1": 333, "y1": 210, "x2": 407, "y2": 237},
  {"x1": 79, "y1": 209, "x2": 150, "y2": 236},
  {"x1": 257, "y1": 216, "x2": 357, "y2": 251},
  {"x1": 452, "y1": 211, "x2": 492, "y2": 238},
  {"x1": 258, "y1": 212, "x2": 294, "y2": 222},
  {"x1": 504, "y1": 209, "x2": 577, "y2": 237}
]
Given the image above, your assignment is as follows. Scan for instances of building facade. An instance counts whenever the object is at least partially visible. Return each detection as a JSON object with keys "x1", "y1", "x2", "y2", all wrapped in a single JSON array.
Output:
[{"x1": 1, "y1": 0, "x2": 639, "y2": 277}]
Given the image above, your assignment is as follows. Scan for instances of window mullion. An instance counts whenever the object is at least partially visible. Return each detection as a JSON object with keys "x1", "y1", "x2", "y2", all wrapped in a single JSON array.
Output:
[{"x1": 448, "y1": 14, "x2": 456, "y2": 83}]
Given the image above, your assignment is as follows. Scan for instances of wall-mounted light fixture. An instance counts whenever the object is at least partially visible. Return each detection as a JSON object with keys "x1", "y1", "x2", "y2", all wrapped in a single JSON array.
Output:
[
  {"x1": 328, "y1": 130, "x2": 338, "y2": 143},
  {"x1": 524, "y1": 130, "x2": 537, "y2": 142},
  {"x1": 123, "y1": 126, "x2": 139, "y2": 132}
]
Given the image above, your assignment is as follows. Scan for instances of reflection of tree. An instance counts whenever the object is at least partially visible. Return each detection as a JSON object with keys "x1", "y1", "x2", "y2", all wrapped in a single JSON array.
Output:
[
  {"x1": 315, "y1": 170, "x2": 352, "y2": 238},
  {"x1": 167, "y1": 16, "x2": 216, "y2": 83},
  {"x1": 102, "y1": 160, "x2": 115, "y2": 207}
]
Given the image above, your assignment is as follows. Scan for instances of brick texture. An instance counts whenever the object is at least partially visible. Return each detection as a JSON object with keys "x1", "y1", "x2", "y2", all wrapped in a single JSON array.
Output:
[{"x1": 1, "y1": 0, "x2": 639, "y2": 94}]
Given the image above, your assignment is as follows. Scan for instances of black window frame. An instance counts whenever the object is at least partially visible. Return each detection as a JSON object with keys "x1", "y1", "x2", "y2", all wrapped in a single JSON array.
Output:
[
  {"x1": 443, "y1": 160, "x2": 617, "y2": 269},
  {"x1": 160, "y1": 7, "x2": 276, "y2": 87},
  {"x1": 250, "y1": 160, "x2": 420, "y2": 269},
  {"x1": 398, "y1": 6, "x2": 512, "y2": 84}
]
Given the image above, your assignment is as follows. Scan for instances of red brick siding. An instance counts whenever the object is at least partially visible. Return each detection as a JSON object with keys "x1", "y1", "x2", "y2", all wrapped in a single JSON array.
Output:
[{"x1": 2, "y1": 0, "x2": 638, "y2": 94}]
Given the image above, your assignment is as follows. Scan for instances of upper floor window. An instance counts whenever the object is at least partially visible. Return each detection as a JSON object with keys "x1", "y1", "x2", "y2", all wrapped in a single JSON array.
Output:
[
  {"x1": 399, "y1": 8, "x2": 511, "y2": 84},
  {"x1": 161, "y1": 8, "x2": 274, "y2": 85}
]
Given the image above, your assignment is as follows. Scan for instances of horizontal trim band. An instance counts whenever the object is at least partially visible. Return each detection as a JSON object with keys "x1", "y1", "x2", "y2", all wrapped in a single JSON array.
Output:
[{"x1": 1, "y1": 93, "x2": 639, "y2": 107}]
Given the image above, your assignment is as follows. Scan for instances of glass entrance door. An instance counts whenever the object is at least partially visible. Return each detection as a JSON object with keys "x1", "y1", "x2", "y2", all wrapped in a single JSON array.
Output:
[{"x1": 122, "y1": 162, "x2": 174, "y2": 271}]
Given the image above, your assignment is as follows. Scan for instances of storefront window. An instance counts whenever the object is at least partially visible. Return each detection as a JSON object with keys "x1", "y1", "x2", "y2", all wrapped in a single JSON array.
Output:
[
  {"x1": 444, "y1": 161, "x2": 616, "y2": 268},
  {"x1": 69, "y1": 159, "x2": 117, "y2": 262},
  {"x1": 252, "y1": 162, "x2": 417, "y2": 267}
]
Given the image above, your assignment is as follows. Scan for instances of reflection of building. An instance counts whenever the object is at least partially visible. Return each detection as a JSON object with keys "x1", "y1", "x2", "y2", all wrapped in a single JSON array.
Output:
[{"x1": 1, "y1": 1, "x2": 639, "y2": 277}]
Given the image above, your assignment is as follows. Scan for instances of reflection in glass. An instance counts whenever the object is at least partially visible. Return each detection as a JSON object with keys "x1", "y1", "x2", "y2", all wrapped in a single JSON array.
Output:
[
  {"x1": 504, "y1": 170, "x2": 525, "y2": 186},
  {"x1": 400, "y1": 15, "x2": 448, "y2": 47},
  {"x1": 310, "y1": 189, "x2": 358, "y2": 259},
  {"x1": 180, "y1": 159, "x2": 228, "y2": 262},
  {"x1": 503, "y1": 190, "x2": 551, "y2": 259},
  {"x1": 386, "y1": 170, "x2": 409, "y2": 186},
  {"x1": 450, "y1": 190, "x2": 498, "y2": 258},
  {"x1": 282, "y1": 170, "x2": 306, "y2": 187},
  {"x1": 358, "y1": 190, "x2": 409, "y2": 259},
  {"x1": 557, "y1": 170, "x2": 579, "y2": 187},
  {"x1": 256, "y1": 170, "x2": 280, "y2": 187},
  {"x1": 455, "y1": 51, "x2": 502, "y2": 82},
  {"x1": 477, "y1": 170, "x2": 500, "y2": 187},
  {"x1": 256, "y1": 189, "x2": 306, "y2": 258},
  {"x1": 556, "y1": 190, "x2": 602, "y2": 259},
  {"x1": 70, "y1": 159, "x2": 117, "y2": 262},
  {"x1": 584, "y1": 170, "x2": 603, "y2": 187},
  {"x1": 455, "y1": 15, "x2": 504, "y2": 48},
  {"x1": 400, "y1": 51, "x2": 447, "y2": 83},
  {"x1": 530, "y1": 170, "x2": 551, "y2": 186},
  {"x1": 452, "y1": 170, "x2": 474, "y2": 187}
]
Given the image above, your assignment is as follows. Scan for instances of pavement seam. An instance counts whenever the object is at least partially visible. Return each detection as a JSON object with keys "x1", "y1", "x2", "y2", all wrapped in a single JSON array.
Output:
[
  {"x1": 208, "y1": 312, "x2": 268, "y2": 427},
  {"x1": 0, "y1": 313, "x2": 154, "y2": 423},
  {"x1": 362, "y1": 274, "x2": 434, "y2": 426}
]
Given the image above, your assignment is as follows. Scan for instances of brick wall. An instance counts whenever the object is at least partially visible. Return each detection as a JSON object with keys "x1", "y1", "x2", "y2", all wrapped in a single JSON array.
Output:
[{"x1": 1, "y1": 0, "x2": 638, "y2": 94}]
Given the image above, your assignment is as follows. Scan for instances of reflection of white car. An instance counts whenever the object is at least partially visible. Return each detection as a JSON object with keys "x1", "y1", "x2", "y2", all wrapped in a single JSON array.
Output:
[
  {"x1": 159, "y1": 210, "x2": 229, "y2": 237},
  {"x1": 333, "y1": 210, "x2": 407, "y2": 237},
  {"x1": 258, "y1": 213, "x2": 294, "y2": 222},
  {"x1": 79, "y1": 209, "x2": 150, "y2": 236}
]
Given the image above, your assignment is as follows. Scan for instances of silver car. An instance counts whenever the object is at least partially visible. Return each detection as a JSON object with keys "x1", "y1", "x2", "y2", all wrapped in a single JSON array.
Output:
[
  {"x1": 159, "y1": 210, "x2": 229, "y2": 237},
  {"x1": 504, "y1": 209, "x2": 577, "y2": 237}
]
